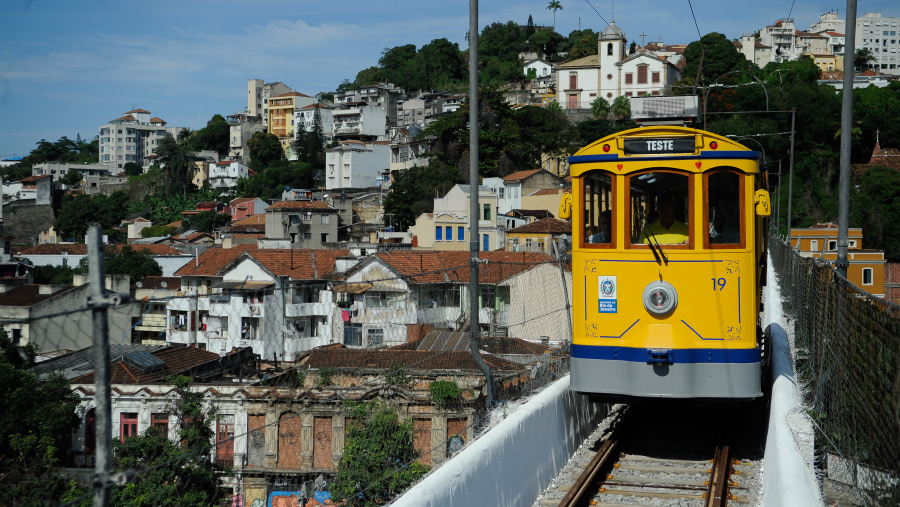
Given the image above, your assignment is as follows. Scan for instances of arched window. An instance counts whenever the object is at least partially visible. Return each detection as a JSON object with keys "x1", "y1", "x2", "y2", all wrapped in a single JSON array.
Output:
[{"x1": 607, "y1": 43, "x2": 614, "y2": 56}]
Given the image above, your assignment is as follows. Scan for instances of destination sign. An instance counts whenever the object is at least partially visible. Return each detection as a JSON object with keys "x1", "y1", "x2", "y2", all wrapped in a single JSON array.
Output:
[{"x1": 623, "y1": 137, "x2": 695, "y2": 155}]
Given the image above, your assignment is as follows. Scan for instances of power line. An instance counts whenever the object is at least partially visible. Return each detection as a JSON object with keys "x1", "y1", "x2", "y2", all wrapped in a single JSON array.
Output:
[
  {"x1": 583, "y1": 0, "x2": 610, "y2": 28},
  {"x1": 686, "y1": 0, "x2": 704, "y2": 41}
]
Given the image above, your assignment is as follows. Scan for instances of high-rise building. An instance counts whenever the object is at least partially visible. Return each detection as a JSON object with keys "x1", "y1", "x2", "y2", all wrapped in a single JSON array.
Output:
[
  {"x1": 857, "y1": 12, "x2": 900, "y2": 75},
  {"x1": 98, "y1": 109, "x2": 183, "y2": 171}
]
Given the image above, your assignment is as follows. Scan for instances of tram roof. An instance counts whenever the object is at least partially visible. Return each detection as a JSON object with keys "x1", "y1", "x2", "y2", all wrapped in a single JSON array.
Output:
[{"x1": 568, "y1": 126, "x2": 762, "y2": 177}]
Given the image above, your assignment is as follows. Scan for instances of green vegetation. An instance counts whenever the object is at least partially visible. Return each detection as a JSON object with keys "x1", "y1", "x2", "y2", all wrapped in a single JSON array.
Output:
[
  {"x1": 77, "y1": 245, "x2": 162, "y2": 282},
  {"x1": 0, "y1": 329, "x2": 84, "y2": 505},
  {"x1": 429, "y1": 380, "x2": 462, "y2": 408},
  {"x1": 315, "y1": 367, "x2": 336, "y2": 389},
  {"x1": 111, "y1": 375, "x2": 227, "y2": 506},
  {"x1": 183, "y1": 210, "x2": 231, "y2": 233},
  {"x1": 330, "y1": 401, "x2": 428, "y2": 506}
]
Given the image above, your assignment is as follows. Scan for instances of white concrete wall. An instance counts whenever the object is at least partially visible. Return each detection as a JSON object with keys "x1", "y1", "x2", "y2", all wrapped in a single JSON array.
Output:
[
  {"x1": 762, "y1": 256, "x2": 823, "y2": 506},
  {"x1": 393, "y1": 376, "x2": 606, "y2": 507}
]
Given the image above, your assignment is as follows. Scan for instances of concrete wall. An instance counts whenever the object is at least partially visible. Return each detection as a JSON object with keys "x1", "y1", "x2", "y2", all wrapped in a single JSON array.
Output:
[{"x1": 393, "y1": 376, "x2": 607, "y2": 507}]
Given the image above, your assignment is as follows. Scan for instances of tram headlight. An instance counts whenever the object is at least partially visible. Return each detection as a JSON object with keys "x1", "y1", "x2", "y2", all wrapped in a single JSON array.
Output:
[{"x1": 642, "y1": 281, "x2": 678, "y2": 316}]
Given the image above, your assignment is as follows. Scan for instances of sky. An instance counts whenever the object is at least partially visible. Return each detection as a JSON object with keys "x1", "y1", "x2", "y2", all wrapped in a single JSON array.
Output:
[{"x1": 0, "y1": 0, "x2": 896, "y2": 160}]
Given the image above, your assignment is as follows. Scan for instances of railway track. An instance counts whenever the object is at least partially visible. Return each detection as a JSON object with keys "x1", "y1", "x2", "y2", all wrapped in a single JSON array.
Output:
[{"x1": 535, "y1": 404, "x2": 764, "y2": 507}]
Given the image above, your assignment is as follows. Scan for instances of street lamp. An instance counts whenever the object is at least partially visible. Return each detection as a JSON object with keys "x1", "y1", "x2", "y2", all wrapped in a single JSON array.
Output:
[{"x1": 703, "y1": 70, "x2": 769, "y2": 129}]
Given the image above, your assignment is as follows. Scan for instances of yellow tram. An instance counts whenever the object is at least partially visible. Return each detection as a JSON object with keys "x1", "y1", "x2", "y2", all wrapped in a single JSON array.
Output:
[{"x1": 560, "y1": 125, "x2": 771, "y2": 400}]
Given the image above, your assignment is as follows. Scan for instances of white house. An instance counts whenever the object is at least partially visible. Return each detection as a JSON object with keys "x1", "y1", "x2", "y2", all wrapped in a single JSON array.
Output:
[
  {"x1": 208, "y1": 160, "x2": 249, "y2": 196},
  {"x1": 324, "y1": 141, "x2": 390, "y2": 190},
  {"x1": 524, "y1": 59, "x2": 552, "y2": 79}
]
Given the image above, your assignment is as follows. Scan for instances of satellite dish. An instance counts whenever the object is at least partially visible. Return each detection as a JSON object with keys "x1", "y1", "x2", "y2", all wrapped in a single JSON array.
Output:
[
  {"x1": 135, "y1": 281, "x2": 143, "y2": 288},
  {"x1": 160, "y1": 281, "x2": 168, "y2": 288}
]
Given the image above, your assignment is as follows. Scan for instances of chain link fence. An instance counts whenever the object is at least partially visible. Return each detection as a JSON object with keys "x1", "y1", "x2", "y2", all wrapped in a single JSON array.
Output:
[
  {"x1": 769, "y1": 235, "x2": 900, "y2": 504},
  {"x1": 4, "y1": 234, "x2": 574, "y2": 506}
]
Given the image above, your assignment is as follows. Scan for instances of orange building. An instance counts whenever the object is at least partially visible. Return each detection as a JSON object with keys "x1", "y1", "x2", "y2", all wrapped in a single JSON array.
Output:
[{"x1": 790, "y1": 223, "x2": 885, "y2": 298}]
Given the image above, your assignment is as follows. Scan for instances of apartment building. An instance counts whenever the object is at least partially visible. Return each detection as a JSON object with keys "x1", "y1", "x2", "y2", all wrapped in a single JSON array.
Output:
[
  {"x1": 324, "y1": 141, "x2": 390, "y2": 191},
  {"x1": 226, "y1": 111, "x2": 264, "y2": 161},
  {"x1": 268, "y1": 91, "x2": 316, "y2": 159},
  {"x1": 98, "y1": 109, "x2": 184, "y2": 170},
  {"x1": 790, "y1": 223, "x2": 885, "y2": 298},
  {"x1": 247, "y1": 79, "x2": 292, "y2": 125},
  {"x1": 857, "y1": 12, "x2": 900, "y2": 75},
  {"x1": 208, "y1": 160, "x2": 250, "y2": 196}
]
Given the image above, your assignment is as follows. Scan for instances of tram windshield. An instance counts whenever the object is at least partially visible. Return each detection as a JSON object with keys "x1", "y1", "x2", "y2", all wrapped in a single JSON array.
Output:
[{"x1": 628, "y1": 171, "x2": 691, "y2": 246}]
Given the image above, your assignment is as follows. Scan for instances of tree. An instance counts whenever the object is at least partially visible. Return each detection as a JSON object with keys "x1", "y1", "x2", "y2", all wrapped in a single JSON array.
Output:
[
  {"x1": 55, "y1": 191, "x2": 130, "y2": 241},
  {"x1": 123, "y1": 162, "x2": 143, "y2": 176},
  {"x1": 78, "y1": 245, "x2": 162, "y2": 282},
  {"x1": 0, "y1": 328, "x2": 84, "y2": 506},
  {"x1": 854, "y1": 48, "x2": 877, "y2": 72},
  {"x1": 611, "y1": 95, "x2": 631, "y2": 124},
  {"x1": 591, "y1": 96, "x2": 610, "y2": 120},
  {"x1": 61, "y1": 169, "x2": 82, "y2": 187},
  {"x1": 183, "y1": 211, "x2": 232, "y2": 233},
  {"x1": 853, "y1": 165, "x2": 900, "y2": 261},
  {"x1": 567, "y1": 29, "x2": 598, "y2": 59},
  {"x1": 111, "y1": 375, "x2": 226, "y2": 507},
  {"x1": 679, "y1": 32, "x2": 750, "y2": 91},
  {"x1": 195, "y1": 114, "x2": 230, "y2": 157},
  {"x1": 155, "y1": 131, "x2": 196, "y2": 198},
  {"x1": 383, "y1": 164, "x2": 460, "y2": 231},
  {"x1": 246, "y1": 131, "x2": 286, "y2": 168},
  {"x1": 547, "y1": 0, "x2": 563, "y2": 30},
  {"x1": 33, "y1": 264, "x2": 76, "y2": 285},
  {"x1": 330, "y1": 401, "x2": 428, "y2": 506}
]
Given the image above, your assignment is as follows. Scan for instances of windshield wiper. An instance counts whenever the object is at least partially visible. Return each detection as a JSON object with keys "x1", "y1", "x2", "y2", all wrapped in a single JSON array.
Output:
[{"x1": 640, "y1": 216, "x2": 669, "y2": 266}]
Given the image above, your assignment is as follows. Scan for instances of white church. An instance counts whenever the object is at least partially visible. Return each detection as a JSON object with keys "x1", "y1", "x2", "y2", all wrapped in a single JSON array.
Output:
[{"x1": 556, "y1": 21, "x2": 681, "y2": 110}]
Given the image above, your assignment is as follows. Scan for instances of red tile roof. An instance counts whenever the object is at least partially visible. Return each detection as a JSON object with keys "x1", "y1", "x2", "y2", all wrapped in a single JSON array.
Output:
[
  {"x1": 174, "y1": 245, "x2": 257, "y2": 277},
  {"x1": 507, "y1": 217, "x2": 571, "y2": 234},
  {"x1": 21, "y1": 175, "x2": 52, "y2": 183},
  {"x1": 125, "y1": 108, "x2": 151, "y2": 114},
  {"x1": 230, "y1": 197, "x2": 257, "y2": 205},
  {"x1": 72, "y1": 346, "x2": 225, "y2": 384},
  {"x1": 17, "y1": 244, "x2": 88, "y2": 255},
  {"x1": 112, "y1": 114, "x2": 137, "y2": 122},
  {"x1": 149, "y1": 117, "x2": 166, "y2": 124},
  {"x1": 302, "y1": 348, "x2": 525, "y2": 372},
  {"x1": 370, "y1": 250, "x2": 554, "y2": 284},
  {"x1": 271, "y1": 91, "x2": 313, "y2": 98},
  {"x1": 0, "y1": 284, "x2": 77, "y2": 307},
  {"x1": 503, "y1": 169, "x2": 543, "y2": 181},
  {"x1": 249, "y1": 249, "x2": 350, "y2": 280}
]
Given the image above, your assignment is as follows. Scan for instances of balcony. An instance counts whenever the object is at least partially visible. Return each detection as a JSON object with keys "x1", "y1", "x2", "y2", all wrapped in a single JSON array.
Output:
[
  {"x1": 285, "y1": 302, "x2": 331, "y2": 318},
  {"x1": 134, "y1": 314, "x2": 166, "y2": 331}
]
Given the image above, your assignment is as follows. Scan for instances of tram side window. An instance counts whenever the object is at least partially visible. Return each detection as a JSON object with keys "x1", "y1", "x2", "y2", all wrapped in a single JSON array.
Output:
[
  {"x1": 629, "y1": 171, "x2": 690, "y2": 245},
  {"x1": 583, "y1": 172, "x2": 613, "y2": 246},
  {"x1": 707, "y1": 171, "x2": 743, "y2": 246}
]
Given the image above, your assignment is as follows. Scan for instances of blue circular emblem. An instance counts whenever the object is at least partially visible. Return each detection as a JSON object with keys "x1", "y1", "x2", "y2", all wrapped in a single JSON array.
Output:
[{"x1": 601, "y1": 279, "x2": 615, "y2": 296}]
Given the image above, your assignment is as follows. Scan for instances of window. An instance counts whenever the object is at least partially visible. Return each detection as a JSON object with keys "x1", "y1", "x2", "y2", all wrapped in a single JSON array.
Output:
[
  {"x1": 583, "y1": 171, "x2": 614, "y2": 247},
  {"x1": 849, "y1": 240, "x2": 857, "y2": 248},
  {"x1": 706, "y1": 171, "x2": 743, "y2": 247},
  {"x1": 625, "y1": 73, "x2": 633, "y2": 84},
  {"x1": 321, "y1": 215, "x2": 330, "y2": 224},
  {"x1": 366, "y1": 328, "x2": 384, "y2": 347},
  {"x1": 216, "y1": 415, "x2": 235, "y2": 466},
  {"x1": 151, "y1": 413, "x2": 168, "y2": 437},
  {"x1": 862, "y1": 267, "x2": 874, "y2": 285},
  {"x1": 120, "y1": 413, "x2": 138, "y2": 440},
  {"x1": 525, "y1": 238, "x2": 533, "y2": 250},
  {"x1": 569, "y1": 73, "x2": 578, "y2": 89},
  {"x1": 607, "y1": 43, "x2": 613, "y2": 56},
  {"x1": 628, "y1": 170, "x2": 691, "y2": 247},
  {"x1": 321, "y1": 233, "x2": 328, "y2": 243},
  {"x1": 637, "y1": 66, "x2": 648, "y2": 84},
  {"x1": 436, "y1": 226, "x2": 443, "y2": 241},
  {"x1": 828, "y1": 240, "x2": 837, "y2": 251},
  {"x1": 457, "y1": 227, "x2": 465, "y2": 241},
  {"x1": 483, "y1": 204, "x2": 491, "y2": 221},
  {"x1": 445, "y1": 226, "x2": 452, "y2": 240},
  {"x1": 652, "y1": 71, "x2": 660, "y2": 83},
  {"x1": 344, "y1": 324, "x2": 362, "y2": 346},
  {"x1": 810, "y1": 240, "x2": 819, "y2": 252}
]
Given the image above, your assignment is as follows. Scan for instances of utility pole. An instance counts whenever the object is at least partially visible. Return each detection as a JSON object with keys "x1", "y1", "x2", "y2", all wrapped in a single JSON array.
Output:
[
  {"x1": 787, "y1": 109, "x2": 796, "y2": 240},
  {"x1": 837, "y1": 0, "x2": 858, "y2": 277},
  {"x1": 468, "y1": 0, "x2": 495, "y2": 406}
]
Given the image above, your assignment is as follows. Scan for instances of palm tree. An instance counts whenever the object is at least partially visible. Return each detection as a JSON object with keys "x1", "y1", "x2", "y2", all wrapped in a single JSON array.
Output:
[
  {"x1": 611, "y1": 95, "x2": 630, "y2": 125},
  {"x1": 547, "y1": 1, "x2": 563, "y2": 31},
  {"x1": 854, "y1": 48, "x2": 877, "y2": 72},
  {"x1": 591, "y1": 97, "x2": 610, "y2": 120}
]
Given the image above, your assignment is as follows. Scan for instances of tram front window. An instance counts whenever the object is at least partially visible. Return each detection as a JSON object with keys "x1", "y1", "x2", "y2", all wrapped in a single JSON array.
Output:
[{"x1": 629, "y1": 171, "x2": 691, "y2": 246}]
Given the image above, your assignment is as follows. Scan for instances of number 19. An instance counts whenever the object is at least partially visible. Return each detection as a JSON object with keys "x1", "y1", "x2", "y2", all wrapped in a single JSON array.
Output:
[{"x1": 712, "y1": 278, "x2": 727, "y2": 291}]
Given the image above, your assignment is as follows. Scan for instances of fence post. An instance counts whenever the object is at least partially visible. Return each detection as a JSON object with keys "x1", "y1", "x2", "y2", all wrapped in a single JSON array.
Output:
[{"x1": 88, "y1": 226, "x2": 112, "y2": 507}]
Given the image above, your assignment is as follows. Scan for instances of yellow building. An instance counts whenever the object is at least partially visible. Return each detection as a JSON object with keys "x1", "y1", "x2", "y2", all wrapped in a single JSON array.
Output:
[
  {"x1": 804, "y1": 52, "x2": 842, "y2": 73},
  {"x1": 506, "y1": 217, "x2": 571, "y2": 254},
  {"x1": 267, "y1": 91, "x2": 315, "y2": 158},
  {"x1": 790, "y1": 223, "x2": 884, "y2": 297}
]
